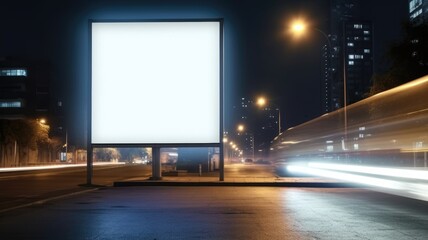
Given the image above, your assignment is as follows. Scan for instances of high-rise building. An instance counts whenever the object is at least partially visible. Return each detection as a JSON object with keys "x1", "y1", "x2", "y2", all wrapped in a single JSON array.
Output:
[
  {"x1": 0, "y1": 57, "x2": 65, "y2": 143},
  {"x1": 321, "y1": 0, "x2": 373, "y2": 113},
  {"x1": 344, "y1": 21, "x2": 374, "y2": 104},
  {"x1": 0, "y1": 57, "x2": 66, "y2": 166},
  {"x1": 232, "y1": 97, "x2": 279, "y2": 159},
  {"x1": 254, "y1": 106, "x2": 279, "y2": 158},
  {"x1": 409, "y1": 0, "x2": 428, "y2": 25},
  {"x1": 0, "y1": 57, "x2": 50, "y2": 120},
  {"x1": 232, "y1": 97, "x2": 254, "y2": 159}
]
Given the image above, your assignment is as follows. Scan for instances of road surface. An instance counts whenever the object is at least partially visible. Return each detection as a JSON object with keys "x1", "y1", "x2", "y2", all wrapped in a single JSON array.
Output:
[{"x1": 1, "y1": 186, "x2": 428, "y2": 239}]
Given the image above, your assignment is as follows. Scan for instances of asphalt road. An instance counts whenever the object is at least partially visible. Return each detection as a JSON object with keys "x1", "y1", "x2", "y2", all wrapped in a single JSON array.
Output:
[
  {"x1": 1, "y1": 186, "x2": 428, "y2": 239},
  {"x1": 224, "y1": 163, "x2": 276, "y2": 178},
  {"x1": 0, "y1": 164, "x2": 151, "y2": 211},
  {"x1": 0, "y1": 163, "x2": 275, "y2": 212}
]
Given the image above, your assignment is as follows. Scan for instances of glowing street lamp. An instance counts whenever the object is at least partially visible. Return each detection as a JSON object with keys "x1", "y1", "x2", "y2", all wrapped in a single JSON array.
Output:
[
  {"x1": 39, "y1": 118, "x2": 47, "y2": 124},
  {"x1": 290, "y1": 19, "x2": 307, "y2": 38},
  {"x1": 237, "y1": 124, "x2": 245, "y2": 132},
  {"x1": 289, "y1": 18, "x2": 332, "y2": 52},
  {"x1": 256, "y1": 97, "x2": 266, "y2": 107}
]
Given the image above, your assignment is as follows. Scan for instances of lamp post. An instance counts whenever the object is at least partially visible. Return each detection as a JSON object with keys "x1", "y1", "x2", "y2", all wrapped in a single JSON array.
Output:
[
  {"x1": 222, "y1": 137, "x2": 228, "y2": 163},
  {"x1": 289, "y1": 19, "x2": 347, "y2": 144}
]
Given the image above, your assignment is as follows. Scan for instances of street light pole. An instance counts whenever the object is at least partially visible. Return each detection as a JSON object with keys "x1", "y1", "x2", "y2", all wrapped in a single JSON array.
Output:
[
  {"x1": 315, "y1": 26, "x2": 348, "y2": 146},
  {"x1": 251, "y1": 133, "x2": 255, "y2": 160},
  {"x1": 290, "y1": 19, "x2": 347, "y2": 146},
  {"x1": 277, "y1": 108, "x2": 281, "y2": 135},
  {"x1": 342, "y1": 22, "x2": 348, "y2": 147}
]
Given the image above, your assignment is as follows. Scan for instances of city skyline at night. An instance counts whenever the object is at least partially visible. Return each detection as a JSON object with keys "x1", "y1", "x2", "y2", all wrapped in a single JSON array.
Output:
[
  {"x1": 0, "y1": 0, "x2": 409, "y2": 147},
  {"x1": 3, "y1": 2, "x2": 428, "y2": 239}
]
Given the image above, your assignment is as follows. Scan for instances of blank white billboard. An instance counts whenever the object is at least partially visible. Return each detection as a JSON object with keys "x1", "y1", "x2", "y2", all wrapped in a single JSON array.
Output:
[{"x1": 91, "y1": 21, "x2": 221, "y2": 144}]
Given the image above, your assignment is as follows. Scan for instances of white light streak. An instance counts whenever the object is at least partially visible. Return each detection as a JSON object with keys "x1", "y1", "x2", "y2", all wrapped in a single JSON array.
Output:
[
  {"x1": 287, "y1": 165, "x2": 401, "y2": 189},
  {"x1": 308, "y1": 162, "x2": 428, "y2": 181},
  {"x1": 287, "y1": 164, "x2": 428, "y2": 201},
  {"x1": 0, "y1": 162, "x2": 124, "y2": 173}
]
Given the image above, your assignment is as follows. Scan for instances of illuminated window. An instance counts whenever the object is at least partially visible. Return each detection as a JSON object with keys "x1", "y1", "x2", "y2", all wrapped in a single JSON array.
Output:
[
  {"x1": 0, "y1": 69, "x2": 27, "y2": 77},
  {"x1": 347, "y1": 42, "x2": 354, "y2": 47},
  {"x1": 410, "y1": 0, "x2": 422, "y2": 13},
  {"x1": 354, "y1": 55, "x2": 364, "y2": 59},
  {"x1": 348, "y1": 61, "x2": 354, "y2": 65},
  {"x1": 363, "y1": 30, "x2": 370, "y2": 35},
  {"x1": 348, "y1": 55, "x2": 354, "y2": 59},
  {"x1": 364, "y1": 49, "x2": 370, "y2": 53},
  {"x1": 0, "y1": 101, "x2": 22, "y2": 108},
  {"x1": 364, "y1": 37, "x2": 370, "y2": 41},
  {"x1": 410, "y1": 9, "x2": 423, "y2": 19},
  {"x1": 353, "y1": 24, "x2": 362, "y2": 29}
]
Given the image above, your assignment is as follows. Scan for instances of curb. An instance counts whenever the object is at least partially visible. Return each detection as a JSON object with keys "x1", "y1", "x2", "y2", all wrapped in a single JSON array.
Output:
[{"x1": 113, "y1": 181, "x2": 355, "y2": 188}]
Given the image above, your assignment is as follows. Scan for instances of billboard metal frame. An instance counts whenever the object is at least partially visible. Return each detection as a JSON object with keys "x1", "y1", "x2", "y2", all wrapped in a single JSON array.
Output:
[{"x1": 87, "y1": 19, "x2": 224, "y2": 184}]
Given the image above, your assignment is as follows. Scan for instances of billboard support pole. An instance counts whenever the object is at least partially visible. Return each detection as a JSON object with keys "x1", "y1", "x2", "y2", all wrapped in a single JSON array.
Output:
[
  {"x1": 87, "y1": 145, "x2": 93, "y2": 185},
  {"x1": 219, "y1": 144, "x2": 224, "y2": 181},
  {"x1": 150, "y1": 147, "x2": 162, "y2": 180},
  {"x1": 219, "y1": 19, "x2": 224, "y2": 182}
]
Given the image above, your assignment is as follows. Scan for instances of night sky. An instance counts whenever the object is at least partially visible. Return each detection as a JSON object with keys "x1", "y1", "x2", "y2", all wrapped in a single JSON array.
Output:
[{"x1": 0, "y1": 0, "x2": 408, "y2": 146}]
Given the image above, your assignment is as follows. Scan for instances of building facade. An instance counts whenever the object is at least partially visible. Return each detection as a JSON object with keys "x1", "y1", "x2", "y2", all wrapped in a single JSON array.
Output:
[
  {"x1": 0, "y1": 57, "x2": 50, "y2": 120},
  {"x1": 321, "y1": 0, "x2": 374, "y2": 113},
  {"x1": 0, "y1": 57, "x2": 66, "y2": 167},
  {"x1": 232, "y1": 97, "x2": 279, "y2": 160},
  {"x1": 409, "y1": 0, "x2": 428, "y2": 25}
]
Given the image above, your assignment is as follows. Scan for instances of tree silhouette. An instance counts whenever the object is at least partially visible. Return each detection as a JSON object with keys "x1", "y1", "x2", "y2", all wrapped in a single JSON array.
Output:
[
  {"x1": 369, "y1": 22, "x2": 428, "y2": 95},
  {"x1": 0, "y1": 119, "x2": 51, "y2": 166}
]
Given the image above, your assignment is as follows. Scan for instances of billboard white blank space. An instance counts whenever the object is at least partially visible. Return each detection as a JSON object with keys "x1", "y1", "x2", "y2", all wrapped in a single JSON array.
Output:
[{"x1": 91, "y1": 22, "x2": 220, "y2": 144}]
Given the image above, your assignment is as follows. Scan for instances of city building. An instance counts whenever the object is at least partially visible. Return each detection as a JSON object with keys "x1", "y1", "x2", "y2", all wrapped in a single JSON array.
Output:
[
  {"x1": 321, "y1": 0, "x2": 374, "y2": 113},
  {"x1": 409, "y1": 0, "x2": 428, "y2": 25},
  {"x1": 233, "y1": 97, "x2": 279, "y2": 160},
  {"x1": 343, "y1": 21, "x2": 374, "y2": 104},
  {"x1": 408, "y1": 0, "x2": 428, "y2": 79},
  {"x1": 0, "y1": 57, "x2": 52, "y2": 120},
  {"x1": 254, "y1": 106, "x2": 279, "y2": 158},
  {"x1": 0, "y1": 57, "x2": 65, "y2": 166}
]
